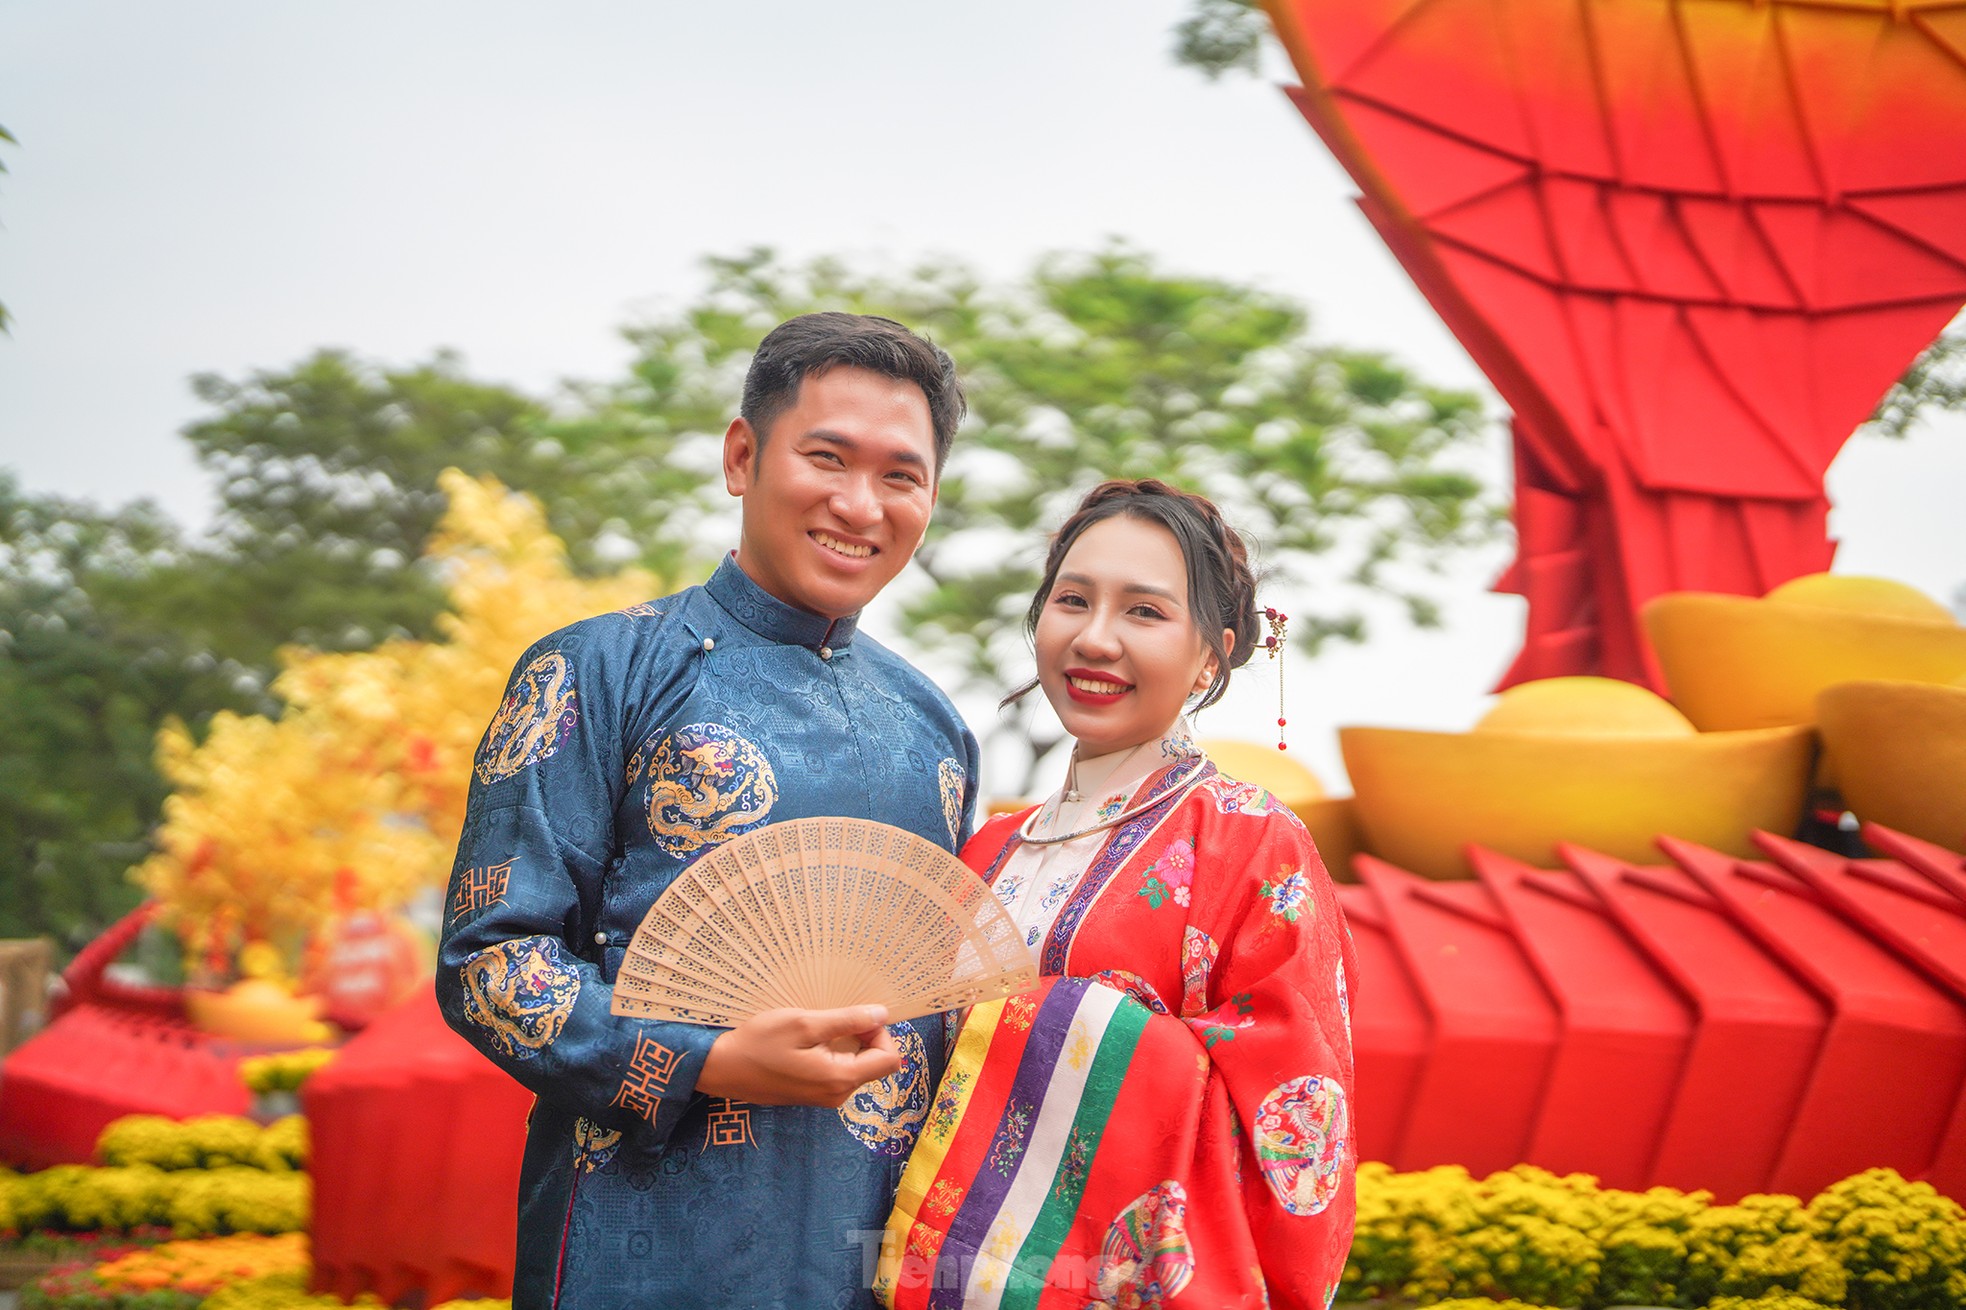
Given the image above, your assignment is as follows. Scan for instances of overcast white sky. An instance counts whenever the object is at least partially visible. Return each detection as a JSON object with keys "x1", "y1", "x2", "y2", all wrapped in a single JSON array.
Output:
[{"x1": 3, "y1": 1, "x2": 1961, "y2": 794}]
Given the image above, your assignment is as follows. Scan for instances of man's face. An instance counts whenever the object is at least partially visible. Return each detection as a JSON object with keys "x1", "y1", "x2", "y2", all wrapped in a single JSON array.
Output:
[{"x1": 724, "y1": 365, "x2": 939, "y2": 619}]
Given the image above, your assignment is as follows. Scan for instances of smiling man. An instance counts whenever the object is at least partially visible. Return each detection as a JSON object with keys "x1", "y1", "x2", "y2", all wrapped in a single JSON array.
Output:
[{"x1": 437, "y1": 313, "x2": 979, "y2": 1310}]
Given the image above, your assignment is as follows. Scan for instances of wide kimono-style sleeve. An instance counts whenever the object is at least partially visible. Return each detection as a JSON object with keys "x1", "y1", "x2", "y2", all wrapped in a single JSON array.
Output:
[
  {"x1": 878, "y1": 797, "x2": 1356, "y2": 1310},
  {"x1": 1179, "y1": 799, "x2": 1358, "y2": 1309},
  {"x1": 436, "y1": 623, "x2": 719, "y2": 1146}
]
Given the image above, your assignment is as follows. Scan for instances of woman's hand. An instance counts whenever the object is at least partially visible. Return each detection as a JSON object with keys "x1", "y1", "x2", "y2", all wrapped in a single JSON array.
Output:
[{"x1": 696, "y1": 1005, "x2": 903, "y2": 1106}]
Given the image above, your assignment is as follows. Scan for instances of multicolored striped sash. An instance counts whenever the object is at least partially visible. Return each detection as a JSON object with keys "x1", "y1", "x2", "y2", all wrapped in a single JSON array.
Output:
[{"x1": 878, "y1": 977, "x2": 1206, "y2": 1310}]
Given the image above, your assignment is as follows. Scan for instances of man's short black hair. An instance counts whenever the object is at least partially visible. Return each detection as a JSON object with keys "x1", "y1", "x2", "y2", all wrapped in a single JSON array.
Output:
[{"x1": 740, "y1": 312, "x2": 966, "y2": 475}]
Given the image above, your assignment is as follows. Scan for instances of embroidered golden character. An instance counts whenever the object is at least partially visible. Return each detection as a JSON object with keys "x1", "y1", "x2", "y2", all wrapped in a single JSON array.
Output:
[
  {"x1": 612, "y1": 1032, "x2": 684, "y2": 1122},
  {"x1": 450, "y1": 858, "x2": 515, "y2": 922},
  {"x1": 704, "y1": 1097, "x2": 756, "y2": 1149}
]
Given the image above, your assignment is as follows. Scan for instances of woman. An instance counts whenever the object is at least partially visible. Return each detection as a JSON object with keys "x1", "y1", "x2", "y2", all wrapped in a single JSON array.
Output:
[{"x1": 878, "y1": 480, "x2": 1357, "y2": 1310}]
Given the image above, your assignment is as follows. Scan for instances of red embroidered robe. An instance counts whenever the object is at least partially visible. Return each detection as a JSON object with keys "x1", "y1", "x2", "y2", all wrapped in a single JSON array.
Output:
[{"x1": 879, "y1": 752, "x2": 1357, "y2": 1310}]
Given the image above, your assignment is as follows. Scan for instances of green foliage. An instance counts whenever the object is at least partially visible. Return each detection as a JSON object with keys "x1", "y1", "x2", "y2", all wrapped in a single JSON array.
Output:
[
  {"x1": 1172, "y1": 0, "x2": 1269, "y2": 79},
  {"x1": 1, "y1": 123, "x2": 14, "y2": 333},
  {"x1": 174, "y1": 350, "x2": 544, "y2": 669},
  {"x1": 7, "y1": 246, "x2": 1497, "y2": 933},
  {"x1": 598, "y1": 248, "x2": 1498, "y2": 784},
  {"x1": 0, "y1": 474, "x2": 266, "y2": 949},
  {"x1": 1866, "y1": 330, "x2": 1966, "y2": 440}
]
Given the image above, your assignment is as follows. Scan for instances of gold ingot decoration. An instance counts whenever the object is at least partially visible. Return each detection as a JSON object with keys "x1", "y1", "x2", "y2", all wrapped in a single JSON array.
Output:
[
  {"x1": 1817, "y1": 677, "x2": 1966, "y2": 854},
  {"x1": 1643, "y1": 574, "x2": 1966, "y2": 733},
  {"x1": 1341, "y1": 677, "x2": 1815, "y2": 879},
  {"x1": 185, "y1": 979, "x2": 337, "y2": 1045},
  {"x1": 1200, "y1": 739, "x2": 1362, "y2": 881},
  {"x1": 1296, "y1": 795, "x2": 1364, "y2": 884},
  {"x1": 1198, "y1": 739, "x2": 1325, "y2": 809}
]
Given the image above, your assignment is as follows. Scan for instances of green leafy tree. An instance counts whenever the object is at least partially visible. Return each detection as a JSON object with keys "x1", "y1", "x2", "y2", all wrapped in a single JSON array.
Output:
[
  {"x1": 175, "y1": 346, "x2": 727, "y2": 672},
  {"x1": 174, "y1": 350, "x2": 550, "y2": 669},
  {"x1": 598, "y1": 248, "x2": 1498, "y2": 784},
  {"x1": 0, "y1": 475, "x2": 263, "y2": 947},
  {"x1": 5, "y1": 246, "x2": 1498, "y2": 942},
  {"x1": 1866, "y1": 328, "x2": 1966, "y2": 440}
]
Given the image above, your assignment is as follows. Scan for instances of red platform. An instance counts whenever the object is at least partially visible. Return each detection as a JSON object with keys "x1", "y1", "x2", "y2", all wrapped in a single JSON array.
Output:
[
  {"x1": 1566, "y1": 848, "x2": 1825, "y2": 1200},
  {"x1": 1346, "y1": 825, "x2": 1966, "y2": 1203},
  {"x1": 1757, "y1": 831, "x2": 1966, "y2": 1199},
  {"x1": 1670, "y1": 838, "x2": 1966, "y2": 1197},
  {"x1": 1472, "y1": 849, "x2": 1694, "y2": 1191},
  {"x1": 1334, "y1": 882, "x2": 1429, "y2": 1166},
  {"x1": 1356, "y1": 857, "x2": 1560, "y2": 1177},
  {"x1": 0, "y1": 1002, "x2": 252, "y2": 1168},
  {"x1": 0, "y1": 905, "x2": 253, "y2": 1169},
  {"x1": 304, "y1": 982, "x2": 531, "y2": 1307}
]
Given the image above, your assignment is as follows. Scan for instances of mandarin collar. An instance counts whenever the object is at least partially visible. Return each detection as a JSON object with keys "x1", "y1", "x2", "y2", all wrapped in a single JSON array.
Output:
[
  {"x1": 705, "y1": 553, "x2": 860, "y2": 652},
  {"x1": 1030, "y1": 718, "x2": 1203, "y2": 837}
]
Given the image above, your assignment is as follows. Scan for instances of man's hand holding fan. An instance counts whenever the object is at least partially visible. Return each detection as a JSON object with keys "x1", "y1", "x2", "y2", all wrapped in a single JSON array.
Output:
[{"x1": 612, "y1": 816, "x2": 1037, "y2": 1107}]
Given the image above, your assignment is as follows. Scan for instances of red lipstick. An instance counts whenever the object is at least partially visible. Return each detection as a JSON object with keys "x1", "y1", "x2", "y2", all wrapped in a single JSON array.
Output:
[{"x1": 1062, "y1": 667, "x2": 1132, "y2": 706}]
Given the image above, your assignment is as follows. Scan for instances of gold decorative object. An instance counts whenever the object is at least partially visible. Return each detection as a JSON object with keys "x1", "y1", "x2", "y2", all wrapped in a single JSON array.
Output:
[
  {"x1": 1643, "y1": 574, "x2": 1966, "y2": 733},
  {"x1": 1817, "y1": 678, "x2": 1966, "y2": 853},
  {"x1": 1341, "y1": 677, "x2": 1814, "y2": 878}
]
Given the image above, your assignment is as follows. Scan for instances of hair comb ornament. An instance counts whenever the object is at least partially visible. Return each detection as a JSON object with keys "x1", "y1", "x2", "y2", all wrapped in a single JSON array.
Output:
[
  {"x1": 611, "y1": 817, "x2": 1038, "y2": 1027},
  {"x1": 1264, "y1": 607, "x2": 1288, "y2": 750}
]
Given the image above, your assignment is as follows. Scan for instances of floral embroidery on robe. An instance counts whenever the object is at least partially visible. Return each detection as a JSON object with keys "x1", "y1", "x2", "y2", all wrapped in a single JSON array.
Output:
[{"x1": 880, "y1": 738, "x2": 1357, "y2": 1310}]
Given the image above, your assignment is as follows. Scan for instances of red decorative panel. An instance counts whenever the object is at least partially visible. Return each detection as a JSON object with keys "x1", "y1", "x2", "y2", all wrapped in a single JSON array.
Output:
[
  {"x1": 1268, "y1": 0, "x2": 1966, "y2": 686},
  {"x1": 0, "y1": 1004, "x2": 252, "y2": 1169},
  {"x1": 1346, "y1": 825, "x2": 1966, "y2": 1202}
]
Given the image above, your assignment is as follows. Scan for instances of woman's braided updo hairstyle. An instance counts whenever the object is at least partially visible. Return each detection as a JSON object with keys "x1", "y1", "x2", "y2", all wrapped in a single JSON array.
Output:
[{"x1": 1011, "y1": 479, "x2": 1260, "y2": 713}]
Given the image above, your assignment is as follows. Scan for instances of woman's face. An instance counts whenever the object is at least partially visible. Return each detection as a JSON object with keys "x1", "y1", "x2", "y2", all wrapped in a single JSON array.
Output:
[{"x1": 1034, "y1": 514, "x2": 1228, "y2": 760}]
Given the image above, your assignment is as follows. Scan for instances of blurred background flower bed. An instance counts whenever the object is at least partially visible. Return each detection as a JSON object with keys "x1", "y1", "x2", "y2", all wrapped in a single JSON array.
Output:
[
  {"x1": 20, "y1": 1232, "x2": 501, "y2": 1310},
  {"x1": 1, "y1": 1116, "x2": 307, "y2": 1243},
  {"x1": 1344, "y1": 1163, "x2": 1964, "y2": 1310},
  {"x1": 5, "y1": 1106, "x2": 1960, "y2": 1310}
]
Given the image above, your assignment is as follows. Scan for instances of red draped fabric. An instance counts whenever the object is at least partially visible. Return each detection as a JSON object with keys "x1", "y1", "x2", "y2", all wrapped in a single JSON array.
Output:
[{"x1": 304, "y1": 983, "x2": 531, "y2": 1306}]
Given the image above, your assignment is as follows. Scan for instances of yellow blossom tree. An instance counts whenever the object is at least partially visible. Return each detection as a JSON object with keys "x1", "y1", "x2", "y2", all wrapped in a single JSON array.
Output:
[{"x1": 137, "y1": 470, "x2": 663, "y2": 980}]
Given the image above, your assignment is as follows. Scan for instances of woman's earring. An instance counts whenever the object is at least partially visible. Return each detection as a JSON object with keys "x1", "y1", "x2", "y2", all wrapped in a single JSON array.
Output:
[{"x1": 1263, "y1": 607, "x2": 1289, "y2": 750}]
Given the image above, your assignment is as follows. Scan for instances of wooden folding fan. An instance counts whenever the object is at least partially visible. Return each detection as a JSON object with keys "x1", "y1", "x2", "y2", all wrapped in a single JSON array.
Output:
[{"x1": 610, "y1": 816, "x2": 1038, "y2": 1026}]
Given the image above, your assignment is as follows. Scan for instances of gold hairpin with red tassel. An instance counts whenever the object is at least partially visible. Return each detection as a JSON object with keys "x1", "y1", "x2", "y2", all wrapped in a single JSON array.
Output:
[{"x1": 1263, "y1": 607, "x2": 1288, "y2": 750}]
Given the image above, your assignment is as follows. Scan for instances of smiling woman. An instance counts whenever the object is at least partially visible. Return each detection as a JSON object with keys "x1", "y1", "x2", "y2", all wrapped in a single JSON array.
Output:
[
  {"x1": 879, "y1": 480, "x2": 1358, "y2": 1310},
  {"x1": 1036, "y1": 514, "x2": 1230, "y2": 759}
]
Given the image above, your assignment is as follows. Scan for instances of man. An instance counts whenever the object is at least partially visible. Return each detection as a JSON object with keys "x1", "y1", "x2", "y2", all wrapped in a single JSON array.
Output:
[{"x1": 438, "y1": 312, "x2": 979, "y2": 1310}]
